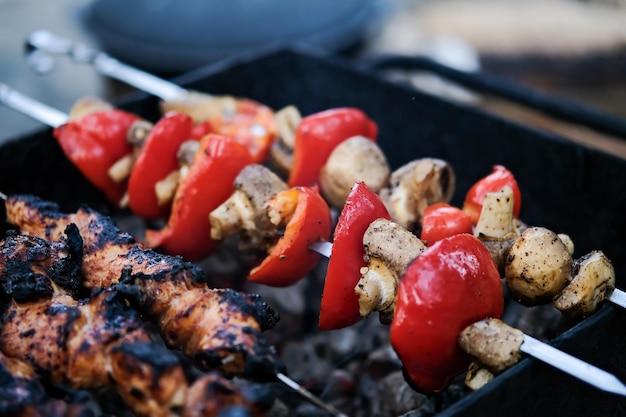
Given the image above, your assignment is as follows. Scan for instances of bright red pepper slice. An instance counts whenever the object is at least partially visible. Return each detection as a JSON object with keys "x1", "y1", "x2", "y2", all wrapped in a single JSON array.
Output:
[
  {"x1": 53, "y1": 109, "x2": 139, "y2": 204},
  {"x1": 318, "y1": 182, "x2": 391, "y2": 331},
  {"x1": 390, "y1": 233, "x2": 504, "y2": 394},
  {"x1": 247, "y1": 186, "x2": 332, "y2": 287},
  {"x1": 463, "y1": 165, "x2": 522, "y2": 224},
  {"x1": 144, "y1": 134, "x2": 253, "y2": 261},
  {"x1": 420, "y1": 202, "x2": 473, "y2": 245},
  {"x1": 288, "y1": 108, "x2": 378, "y2": 187},
  {"x1": 128, "y1": 112, "x2": 195, "y2": 220},
  {"x1": 208, "y1": 99, "x2": 276, "y2": 163}
]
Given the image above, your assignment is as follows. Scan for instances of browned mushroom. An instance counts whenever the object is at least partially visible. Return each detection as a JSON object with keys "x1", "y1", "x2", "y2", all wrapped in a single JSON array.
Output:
[
  {"x1": 319, "y1": 136, "x2": 391, "y2": 209},
  {"x1": 209, "y1": 164, "x2": 288, "y2": 253},
  {"x1": 504, "y1": 227, "x2": 573, "y2": 306},
  {"x1": 354, "y1": 218, "x2": 426, "y2": 324},
  {"x1": 553, "y1": 250, "x2": 616, "y2": 318},
  {"x1": 378, "y1": 158, "x2": 455, "y2": 233}
]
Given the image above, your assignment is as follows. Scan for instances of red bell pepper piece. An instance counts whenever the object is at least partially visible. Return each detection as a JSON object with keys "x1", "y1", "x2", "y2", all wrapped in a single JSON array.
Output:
[
  {"x1": 288, "y1": 108, "x2": 378, "y2": 188},
  {"x1": 463, "y1": 165, "x2": 522, "y2": 224},
  {"x1": 53, "y1": 109, "x2": 139, "y2": 204},
  {"x1": 318, "y1": 182, "x2": 391, "y2": 331},
  {"x1": 390, "y1": 233, "x2": 504, "y2": 394},
  {"x1": 144, "y1": 134, "x2": 253, "y2": 261},
  {"x1": 127, "y1": 112, "x2": 195, "y2": 220},
  {"x1": 420, "y1": 202, "x2": 473, "y2": 245},
  {"x1": 247, "y1": 186, "x2": 332, "y2": 287},
  {"x1": 190, "y1": 120, "x2": 214, "y2": 140},
  {"x1": 208, "y1": 99, "x2": 276, "y2": 163}
]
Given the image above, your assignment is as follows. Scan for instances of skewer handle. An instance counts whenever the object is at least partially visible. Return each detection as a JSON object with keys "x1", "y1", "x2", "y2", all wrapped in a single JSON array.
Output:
[
  {"x1": 0, "y1": 83, "x2": 67, "y2": 127},
  {"x1": 26, "y1": 30, "x2": 189, "y2": 102}
]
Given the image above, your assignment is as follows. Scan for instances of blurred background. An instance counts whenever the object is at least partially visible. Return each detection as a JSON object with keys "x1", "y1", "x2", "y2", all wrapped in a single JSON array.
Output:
[{"x1": 1, "y1": 0, "x2": 626, "y2": 156}]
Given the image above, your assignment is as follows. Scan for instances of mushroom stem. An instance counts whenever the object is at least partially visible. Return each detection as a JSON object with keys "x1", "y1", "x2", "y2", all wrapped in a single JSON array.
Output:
[
  {"x1": 459, "y1": 318, "x2": 525, "y2": 373},
  {"x1": 378, "y1": 158, "x2": 455, "y2": 233},
  {"x1": 354, "y1": 218, "x2": 425, "y2": 323},
  {"x1": 209, "y1": 164, "x2": 288, "y2": 252},
  {"x1": 356, "y1": 258, "x2": 398, "y2": 321},
  {"x1": 474, "y1": 186, "x2": 517, "y2": 239}
]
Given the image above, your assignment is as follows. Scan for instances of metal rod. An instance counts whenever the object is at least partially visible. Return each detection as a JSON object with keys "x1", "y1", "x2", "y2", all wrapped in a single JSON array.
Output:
[
  {"x1": 276, "y1": 372, "x2": 349, "y2": 417},
  {"x1": 521, "y1": 335, "x2": 626, "y2": 396},
  {"x1": 26, "y1": 30, "x2": 190, "y2": 101},
  {"x1": 0, "y1": 83, "x2": 67, "y2": 127}
]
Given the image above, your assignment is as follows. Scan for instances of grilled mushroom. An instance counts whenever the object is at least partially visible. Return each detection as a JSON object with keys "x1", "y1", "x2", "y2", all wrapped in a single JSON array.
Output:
[
  {"x1": 267, "y1": 105, "x2": 301, "y2": 176},
  {"x1": 378, "y1": 158, "x2": 455, "y2": 233},
  {"x1": 319, "y1": 136, "x2": 390, "y2": 209},
  {"x1": 474, "y1": 186, "x2": 523, "y2": 274},
  {"x1": 505, "y1": 227, "x2": 573, "y2": 306},
  {"x1": 161, "y1": 92, "x2": 238, "y2": 124},
  {"x1": 553, "y1": 250, "x2": 615, "y2": 318},
  {"x1": 68, "y1": 96, "x2": 114, "y2": 120},
  {"x1": 355, "y1": 218, "x2": 426, "y2": 324},
  {"x1": 459, "y1": 318, "x2": 525, "y2": 374},
  {"x1": 210, "y1": 164, "x2": 288, "y2": 252}
]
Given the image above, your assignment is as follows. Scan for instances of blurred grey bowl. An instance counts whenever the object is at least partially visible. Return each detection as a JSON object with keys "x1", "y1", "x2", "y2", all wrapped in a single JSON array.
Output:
[{"x1": 84, "y1": 0, "x2": 385, "y2": 74}]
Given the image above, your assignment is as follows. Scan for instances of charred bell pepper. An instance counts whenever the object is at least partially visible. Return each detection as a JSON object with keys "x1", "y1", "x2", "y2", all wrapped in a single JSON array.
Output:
[
  {"x1": 144, "y1": 134, "x2": 254, "y2": 261},
  {"x1": 463, "y1": 165, "x2": 522, "y2": 224},
  {"x1": 288, "y1": 108, "x2": 378, "y2": 187},
  {"x1": 390, "y1": 233, "x2": 504, "y2": 394},
  {"x1": 247, "y1": 185, "x2": 332, "y2": 287},
  {"x1": 420, "y1": 202, "x2": 473, "y2": 245},
  {"x1": 318, "y1": 182, "x2": 391, "y2": 331},
  {"x1": 53, "y1": 109, "x2": 140, "y2": 204},
  {"x1": 208, "y1": 99, "x2": 276, "y2": 164},
  {"x1": 127, "y1": 112, "x2": 195, "y2": 220}
]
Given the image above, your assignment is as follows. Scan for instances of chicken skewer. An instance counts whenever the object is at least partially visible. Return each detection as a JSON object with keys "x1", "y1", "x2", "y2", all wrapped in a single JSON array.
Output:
[
  {"x1": 0, "y1": 231, "x2": 271, "y2": 417},
  {"x1": 0, "y1": 192, "x2": 348, "y2": 417},
  {"x1": 0, "y1": 349, "x2": 96, "y2": 417}
]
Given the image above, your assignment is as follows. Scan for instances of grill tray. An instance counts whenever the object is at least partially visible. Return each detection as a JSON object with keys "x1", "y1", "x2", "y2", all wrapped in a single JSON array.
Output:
[{"x1": 1, "y1": 46, "x2": 625, "y2": 416}]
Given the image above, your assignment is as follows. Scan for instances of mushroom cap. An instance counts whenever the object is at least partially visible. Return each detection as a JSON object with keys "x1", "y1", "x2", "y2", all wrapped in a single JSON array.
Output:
[
  {"x1": 319, "y1": 136, "x2": 390, "y2": 209},
  {"x1": 378, "y1": 158, "x2": 455, "y2": 232},
  {"x1": 505, "y1": 226, "x2": 573, "y2": 306}
]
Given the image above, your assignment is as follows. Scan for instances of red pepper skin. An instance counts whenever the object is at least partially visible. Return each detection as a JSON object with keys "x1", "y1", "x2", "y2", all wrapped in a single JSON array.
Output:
[
  {"x1": 247, "y1": 186, "x2": 332, "y2": 287},
  {"x1": 209, "y1": 99, "x2": 276, "y2": 163},
  {"x1": 128, "y1": 112, "x2": 195, "y2": 220},
  {"x1": 463, "y1": 165, "x2": 522, "y2": 224},
  {"x1": 420, "y1": 202, "x2": 473, "y2": 245},
  {"x1": 53, "y1": 110, "x2": 139, "y2": 204},
  {"x1": 318, "y1": 182, "x2": 391, "y2": 331},
  {"x1": 288, "y1": 108, "x2": 378, "y2": 188},
  {"x1": 190, "y1": 120, "x2": 214, "y2": 140},
  {"x1": 144, "y1": 134, "x2": 253, "y2": 261},
  {"x1": 390, "y1": 233, "x2": 504, "y2": 394}
]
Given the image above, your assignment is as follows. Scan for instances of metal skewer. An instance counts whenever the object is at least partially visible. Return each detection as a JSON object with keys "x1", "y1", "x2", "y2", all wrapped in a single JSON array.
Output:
[
  {"x1": 0, "y1": 83, "x2": 67, "y2": 127},
  {"x1": 26, "y1": 30, "x2": 193, "y2": 102},
  {"x1": 309, "y1": 241, "x2": 626, "y2": 396}
]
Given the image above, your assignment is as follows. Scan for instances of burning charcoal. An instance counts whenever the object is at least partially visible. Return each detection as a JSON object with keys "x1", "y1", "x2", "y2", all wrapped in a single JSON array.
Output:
[
  {"x1": 378, "y1": 371, "x2": 431, "y2": 417},
  {"x1": 322, "y1": 369, "x2": 356, "y2": 399},
  {"x1": 363, "y1": 345, "x2": 402, "y2": 381}
]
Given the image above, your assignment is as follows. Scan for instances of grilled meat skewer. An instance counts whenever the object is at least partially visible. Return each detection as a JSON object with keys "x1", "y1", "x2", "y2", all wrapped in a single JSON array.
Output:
[
  {"x1": 0, "y1": 350, "x2": 95, "y2": 417},
  {"x1": 4, "y1": 194, "x2": 282, "y2": 380},
  {"x1": 0, "y1": 231, "x2": 271, "y2": 417}
]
